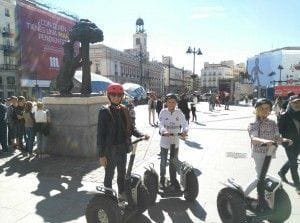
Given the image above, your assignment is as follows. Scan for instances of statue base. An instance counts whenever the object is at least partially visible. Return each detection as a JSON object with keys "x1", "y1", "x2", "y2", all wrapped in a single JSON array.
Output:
[{"x1": 43, "y1": 96, "x2": 109, "y2": 158}]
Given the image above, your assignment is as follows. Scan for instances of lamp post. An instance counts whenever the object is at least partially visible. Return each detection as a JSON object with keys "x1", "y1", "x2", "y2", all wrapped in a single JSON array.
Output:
[
  {"x1": 34, "y1": 71, "x2": 39, "y2": 99},
  {"x1": 277, "y1": 65, "x2": 283, "y2": 85},
  {"x1": 138, "y1": 45, "x2": 146, "y2": 87},
  {"x1": 186, "y1": 46, "x2": 202, "y2": 91}
]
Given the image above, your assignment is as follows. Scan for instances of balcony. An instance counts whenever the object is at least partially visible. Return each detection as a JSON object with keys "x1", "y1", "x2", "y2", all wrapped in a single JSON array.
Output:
[
  {"x1": 2, "y1": 28, "x2": 14, "y2": 38},
  {"x1": 6, "y1": 84, "x2": 16, "y2": 89},
  {"x1": 0, "y1": 64, "x2": 18, "y2": 70},
  {"x1": 1, "y1": 45, "x2": 15, "y2": 56}
]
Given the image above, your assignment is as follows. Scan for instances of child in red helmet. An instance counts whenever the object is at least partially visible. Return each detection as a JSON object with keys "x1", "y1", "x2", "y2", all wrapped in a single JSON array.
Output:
[{"x1": 97, "y1": 83, "x2": 149, "y2": 200}]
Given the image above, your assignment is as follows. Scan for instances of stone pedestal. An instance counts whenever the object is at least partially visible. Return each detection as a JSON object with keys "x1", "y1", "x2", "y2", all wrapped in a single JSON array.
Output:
[{"x1": 43, "y1": 96, "x2": 109, "y2": 158}]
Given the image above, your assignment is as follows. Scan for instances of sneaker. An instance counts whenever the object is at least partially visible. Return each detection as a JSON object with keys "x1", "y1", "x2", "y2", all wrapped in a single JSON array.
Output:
[{"x1": 278, "y1": 172, "x2": 288, "y2": 182}]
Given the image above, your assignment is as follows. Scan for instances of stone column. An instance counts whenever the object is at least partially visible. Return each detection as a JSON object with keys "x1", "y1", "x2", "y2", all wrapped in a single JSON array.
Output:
[{"x1": 43, "y1": 95, "x2": 109, "y2": 158}]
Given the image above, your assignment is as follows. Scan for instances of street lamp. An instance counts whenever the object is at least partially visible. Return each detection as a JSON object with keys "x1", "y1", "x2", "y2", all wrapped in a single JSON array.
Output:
[
  {"x1": 277, "y1": 65, "x2": 283, "y2": 85},
  {"x1": 186, "y1": 46, "x2": 202, "y2": 91}
]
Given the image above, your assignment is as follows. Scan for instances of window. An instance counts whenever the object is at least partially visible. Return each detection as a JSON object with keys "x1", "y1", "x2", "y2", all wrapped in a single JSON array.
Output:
[
  {"x1": 95, "y1": 63, "x2": 100, "y2": 74},
  {"x1": 7, "y1": 76, "x2": 15, "y2": 85},
  {"x1": 5, "y1": 8, "x2": 10, "y2": 17},
  {"x1": 0, "y1": 76, "x2": 2, "y2": 84},
  {"x1": 136, "y1": 38, "x2": 140, "y2": 45}
]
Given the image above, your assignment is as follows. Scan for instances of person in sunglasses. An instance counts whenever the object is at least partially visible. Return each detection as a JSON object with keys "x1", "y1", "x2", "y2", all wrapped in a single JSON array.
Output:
[{"x1": 97, "y1": 83, "x2": 149, "y2": 201}]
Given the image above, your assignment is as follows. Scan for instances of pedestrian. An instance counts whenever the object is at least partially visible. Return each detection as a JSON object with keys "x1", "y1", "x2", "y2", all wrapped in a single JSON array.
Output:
[
  {"x1": 178, "y1": 94, "x2": 190, "y2": 124},
  {"x1": 278, "y1": 94, "x2": 300, "y2": 194},
  {"x1": 0, "y1": 98, "x2": 8, "y2": 153},
  {"x1": 191, "y1": 103, "x2": 197, "y2": 122},
  {"x1": 34, "y1": 101, "x2": 50, "y2": 158},
  {"x1": 245, "y1": 98, "x2": 292, "y2": 211},
  {"x1": 155, "y1": 97, "x2": 163, "y2": 124},
  {"x1": 281, "y1": 91, "x2": 295, "y2": 112},
  {"x1": 97, "y1": 83, "x2": 149, "y2": 201},
  {"x1": 158, "y1": 93, "x2": 188, "y2": 189},
  {"x1": 273, "y1": 96, "x2": 283, "y2": 119},
  {"x1": 16, "y1": 96, "x2": 26, "y2": 151},
  {"x1": 23, "y1": 101, "x2": 35, "y2": 156},
  {"x1": 148, "y1": 92, "x2": 156, "y2": 126},
  {"x1": 7, "y1": 96, "x2": 18, "y2": 150},
  {"x1": 224, "y1": 92, "x2": 230, "y2": 110}
]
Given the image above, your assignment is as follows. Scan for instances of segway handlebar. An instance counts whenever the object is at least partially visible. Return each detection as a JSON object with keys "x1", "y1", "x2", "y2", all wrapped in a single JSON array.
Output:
[
  {"x1": 160, "y1": 132, "x2": 187, "y2": 137},
  {"x1": 131, "y1": 136, "x2": 147, "y2": 145},
  {"x1": 260, "y1": 142, "x2": 278, "y2": 156},
  {"x1": 260, "y1": 142, "x2": 278, "y2": 147}
]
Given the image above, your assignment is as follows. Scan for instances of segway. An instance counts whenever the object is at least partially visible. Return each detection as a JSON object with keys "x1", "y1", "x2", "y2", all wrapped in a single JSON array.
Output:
[
  {"x1": 217, "y1": 142, "x2": 292, "y2": 223},
  {"x1": 85, "y1": 137, "x2": 157, "y2": 223},
  {"x1": 159, "y1": 133, "x2": 199, "y2": 201}
]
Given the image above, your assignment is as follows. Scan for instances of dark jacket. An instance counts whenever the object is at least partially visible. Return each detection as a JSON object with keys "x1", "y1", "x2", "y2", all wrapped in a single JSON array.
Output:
[
  {"x1": 278, "y1": 111, "x2": 300, "y2": 149},
  {"x1": 0, "y1": 104, "x2": 7, "y2": 128},
  {"x1": 97, "y1": 105, "x2": 144, "y2": 157}
]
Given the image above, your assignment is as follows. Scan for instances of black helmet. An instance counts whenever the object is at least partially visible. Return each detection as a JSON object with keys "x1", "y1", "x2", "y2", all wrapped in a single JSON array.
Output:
[
  {"x1": 165, "y1": 93, "x2": 178, "y2": 101},
  {"x1": 255, "y1": 98, "x2": 272, "y2": 108}
]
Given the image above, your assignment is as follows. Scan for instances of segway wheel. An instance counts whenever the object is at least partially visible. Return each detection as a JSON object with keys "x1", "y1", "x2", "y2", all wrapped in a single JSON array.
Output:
[
  {"x1": 143, "y1": 169, "x2": 158, "y2": 205},
  {"x1": 85, "y1": 194, "x2": 122, "y2": 223},
  {"x1": 267, "y1": 188, "x2": 291, "y2": 223},
  {"x1": 137, "y1": 184, "x2": 150, "y2": 214},
  {"x1": 217, "y1": 187, "x2": 247, "y2": 223},
  {"x1": 184, "y1": 171, "x2": 199, "y2": 201}
]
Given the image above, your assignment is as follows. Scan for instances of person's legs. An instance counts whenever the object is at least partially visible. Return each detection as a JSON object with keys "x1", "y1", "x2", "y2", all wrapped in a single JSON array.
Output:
[
  {"x1": 160, "y1": 147, "x2": 168, "y2": 186},
  {"x1": 148, "y1": 109, "x2": 152, "y2": 125},
  {"x1": 0, "y1": 127, "x2": 8, "y2": 152},
  {"x1": 245, "y1": 157, "x2": 264, "y2": 195},
  {"x1": 285, "y1": 147, "x2": 300, "y2": 189},
  {"x1": 104, "y1": 153, "x2": 117, "y2": 192},
  {"x1": 169, "y1": 146, "x2": 179, "y2": 187},
  {"x1": 151, "y1": 109, "x2": 155, "y2": 124},
  {"x1": 27, "y1": 128, "x2": 34, "y2": 154},
  {"x1": 116, "y1": 150, "x2": 127, "y2": 194}
]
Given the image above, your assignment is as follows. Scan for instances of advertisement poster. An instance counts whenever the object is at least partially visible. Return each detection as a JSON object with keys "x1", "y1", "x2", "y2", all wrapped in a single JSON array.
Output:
[
  {"x1": 16, "y1": 0, "x2": 76, "y2": 81},
  {"x1": 247, "y1": 49, "x2": 300, "y2": 87}
]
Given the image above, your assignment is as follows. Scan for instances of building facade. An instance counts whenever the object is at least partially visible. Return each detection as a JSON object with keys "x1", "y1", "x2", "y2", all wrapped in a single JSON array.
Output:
[
  {"x1": 247, "y1": 47, "x2": 300, "y2": 87},
  {"x1": 201, "y1": 61, "x2": 233, "y2": 92},
  {"x1": 89, "y1": 43, "x2": 164, "y2": 95},
  {"x1": 0, "y1": 0, "x2": 18, "y2": 99}
]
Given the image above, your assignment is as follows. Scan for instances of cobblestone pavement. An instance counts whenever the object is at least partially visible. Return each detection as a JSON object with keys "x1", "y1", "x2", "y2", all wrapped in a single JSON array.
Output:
[{"x1": 0, "y1": 102, "x2": 299, "y2": 223}]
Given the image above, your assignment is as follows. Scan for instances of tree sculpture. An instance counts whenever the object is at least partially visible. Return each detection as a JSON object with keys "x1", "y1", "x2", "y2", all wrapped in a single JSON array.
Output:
[
  {"x1": 69, "y1": 19, "x2": 104, "y2": 95},
  {"x1": 56, "y1": 19, "x2": 103, "y2": 95}
]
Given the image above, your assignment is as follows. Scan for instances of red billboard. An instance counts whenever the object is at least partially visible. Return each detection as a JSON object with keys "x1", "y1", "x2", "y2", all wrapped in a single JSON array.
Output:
[
  {"x1": 274, "y1": 85, "x2": 300, "y2": 96},
  {"x1": 16, "y1": 0, "x2": 76, "y2": 81}
]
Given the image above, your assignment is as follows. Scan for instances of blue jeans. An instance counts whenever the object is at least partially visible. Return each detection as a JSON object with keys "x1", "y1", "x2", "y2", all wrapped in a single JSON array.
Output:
[
  {"x1": 160, "y1": 146, "x2": 178, "y2": 184},
  {"x1": 104, "y1": 144, "x2": 127, "y2": 194},
  {"x1": 25, "y1": 127, "x2": 35, "y2": 154}
]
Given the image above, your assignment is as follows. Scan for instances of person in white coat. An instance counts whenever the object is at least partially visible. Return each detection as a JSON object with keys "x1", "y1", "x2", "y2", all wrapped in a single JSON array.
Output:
[{"x1": 158, "y1": 93, "x2": 188, "y2": 189}]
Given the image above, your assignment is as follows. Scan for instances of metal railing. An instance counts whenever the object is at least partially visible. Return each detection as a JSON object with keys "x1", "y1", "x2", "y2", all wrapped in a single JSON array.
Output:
[{"x1": 0, "y1": 64, "x2": 18, "y2": 70}]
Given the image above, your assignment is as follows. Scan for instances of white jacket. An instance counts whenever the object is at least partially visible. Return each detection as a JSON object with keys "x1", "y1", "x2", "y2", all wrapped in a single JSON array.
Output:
[{"x1": 159, "y1": 108, "x2": 188, "y2": 149}]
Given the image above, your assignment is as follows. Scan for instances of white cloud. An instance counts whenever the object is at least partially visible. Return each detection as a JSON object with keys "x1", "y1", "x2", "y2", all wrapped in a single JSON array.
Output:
[{"x1": 190, "y1": 6, "x2": 225, "y2": 19}]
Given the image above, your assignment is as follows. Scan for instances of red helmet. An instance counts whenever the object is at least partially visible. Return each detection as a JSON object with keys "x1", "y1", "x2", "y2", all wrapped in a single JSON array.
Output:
[{"x1": 107, "y1": 83, "x2": 124, "y2": 94}]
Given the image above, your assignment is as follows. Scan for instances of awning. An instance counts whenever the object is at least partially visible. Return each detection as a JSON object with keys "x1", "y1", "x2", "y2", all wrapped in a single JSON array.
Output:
[{"x1": 74, "y1": 70, "x2": 113, "y2": 92}]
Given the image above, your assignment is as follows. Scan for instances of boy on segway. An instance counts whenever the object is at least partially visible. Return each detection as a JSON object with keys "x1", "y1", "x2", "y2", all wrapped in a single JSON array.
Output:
[
  {"x1": 158, "y1": 93, "x2": 188, "y2": 191},
  {"x1": 246, "y1": 98, "x2": 292, "y2": 211},
  {"x1": 97, "y1": 83, "x2": 149, "y2": 201}
]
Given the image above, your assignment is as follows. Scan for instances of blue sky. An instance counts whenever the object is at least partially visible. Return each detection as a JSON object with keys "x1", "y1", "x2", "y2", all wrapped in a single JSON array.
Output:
[{"x1": 38, "y1": 0, "x2": 300, "y2": 74}]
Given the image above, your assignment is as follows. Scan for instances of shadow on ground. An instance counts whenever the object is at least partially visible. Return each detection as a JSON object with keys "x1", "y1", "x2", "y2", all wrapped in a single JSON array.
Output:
[
  {"x1": 147, "y1": 197, "x2": 206, "y2": 223},
  {"x1": 184, "y1": 139, "x2": 203, "y2": 150},
  {"x1": 0, "y1": 152, "x2": 99, "y2": 222}
]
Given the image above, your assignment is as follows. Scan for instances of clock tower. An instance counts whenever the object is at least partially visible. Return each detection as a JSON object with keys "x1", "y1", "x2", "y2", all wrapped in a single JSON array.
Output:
[{"x1": 133, "y1": 18, "x2": 147, "y2": 55}]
